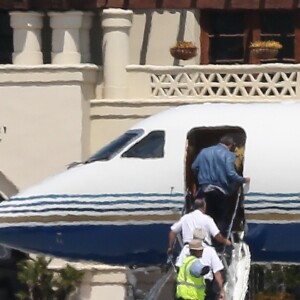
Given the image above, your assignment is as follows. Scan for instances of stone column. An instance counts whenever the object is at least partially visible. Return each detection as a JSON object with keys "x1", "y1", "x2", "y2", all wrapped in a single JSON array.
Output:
[
  {"x1": 10, "y1": 11, "x2": 43, "y2": 65},
  {"x1": 81, "y1": 12, "x2": 93, "y2": 63},
  {"x1": 49, "y1": 11, "x2": 83, "y2": 64},
  {"x1": 102, "y1": 9, "x2": 133, "y2": 99}
]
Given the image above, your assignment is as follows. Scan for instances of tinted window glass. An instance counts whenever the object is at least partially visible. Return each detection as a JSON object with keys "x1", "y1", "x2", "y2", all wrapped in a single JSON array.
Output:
[
  {"x1": 122, "y1": 131, "x2": 165, "y2": 158},
  {"x1": 209, "y1": 11, "x2": 245, "y2": 64},
  {"x1": 86, "y1": 129, "x2": 143, "y2": 162},
  {"x1": 261, "y1": 11, "x2": 294, "y2": 62}
]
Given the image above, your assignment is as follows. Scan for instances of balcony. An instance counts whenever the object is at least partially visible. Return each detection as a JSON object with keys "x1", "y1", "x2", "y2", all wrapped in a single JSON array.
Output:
[{"x1": 126, "y1": 63, "x2": 300, "y2": 102}]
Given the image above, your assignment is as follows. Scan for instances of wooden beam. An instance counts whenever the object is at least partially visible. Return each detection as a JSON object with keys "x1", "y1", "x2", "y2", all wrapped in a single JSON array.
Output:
[
  {"x1": 295, "y1": 10, "x2": 300, "y2": 63},
  {"x1": 101, "y1": 0, "x2": 300, "y2": 10},
  {"x1": 200, "y1": 10, "x2": 210, "y2": 64},
  {"x1": 1, "y1": 0, "x2": 300, "y2": 10},
  {"x1": 249, "y1": 12, "x2": 261, "y2": 64}
]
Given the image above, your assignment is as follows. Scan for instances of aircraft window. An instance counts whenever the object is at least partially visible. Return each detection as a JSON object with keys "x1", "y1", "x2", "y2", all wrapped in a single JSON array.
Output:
[
  {"x1": 122, "y1": 131, "x2": 165, "y2": 158},
  {"x1": 85, "y1": 129, "x2": 143, "y2": 162}
]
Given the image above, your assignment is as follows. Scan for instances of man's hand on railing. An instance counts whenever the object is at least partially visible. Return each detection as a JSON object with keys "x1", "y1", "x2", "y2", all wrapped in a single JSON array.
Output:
[
  {"x1": 219, "y1": 288, "x2": 225, "y2": 300},
  {"x1": 167, "y1": 246, "x2": 174, "y2": 257},
  {"x1": 225, "y1": 239, "x2": 232, "y2": 246}
]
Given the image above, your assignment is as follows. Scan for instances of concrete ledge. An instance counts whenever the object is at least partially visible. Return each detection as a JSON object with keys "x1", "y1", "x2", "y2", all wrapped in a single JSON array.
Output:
[{"x1": 0, "y1": 64, "x2": 100, "y2": 84}]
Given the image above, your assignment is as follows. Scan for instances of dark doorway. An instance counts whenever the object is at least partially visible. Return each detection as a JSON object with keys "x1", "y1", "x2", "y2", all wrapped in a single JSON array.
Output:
[{"x1": 185, "y1": 126, "x2": 247, "y2": 232}]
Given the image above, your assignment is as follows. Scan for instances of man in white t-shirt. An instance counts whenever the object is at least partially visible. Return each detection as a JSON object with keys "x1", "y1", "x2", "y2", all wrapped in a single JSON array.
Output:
[
  {"x1": 176, "y1": 228, "x2": 225, "y2": 300},
  {"x1": 167, "y1": 198, "x2": 231, "y2": 257}
]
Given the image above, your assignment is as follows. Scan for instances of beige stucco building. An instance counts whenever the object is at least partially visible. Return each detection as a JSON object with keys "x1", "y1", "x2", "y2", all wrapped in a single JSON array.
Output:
[{"x1": 1, "y1": 7, "x2": 298, "y2": 196}]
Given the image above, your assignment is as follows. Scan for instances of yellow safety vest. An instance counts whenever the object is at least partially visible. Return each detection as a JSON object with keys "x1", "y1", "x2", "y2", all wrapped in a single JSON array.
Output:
[{"x1": 176, "y1": 256, "x2": 206, "y2": 300}]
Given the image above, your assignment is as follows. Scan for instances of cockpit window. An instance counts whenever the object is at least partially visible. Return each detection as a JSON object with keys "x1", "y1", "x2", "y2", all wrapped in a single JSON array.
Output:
[
  {"x1": 85, "y1": 129, "x2": 143, "y2": 162},
  {"x1": 122, "y1": 131, "x2": 165, "y2": 158}
]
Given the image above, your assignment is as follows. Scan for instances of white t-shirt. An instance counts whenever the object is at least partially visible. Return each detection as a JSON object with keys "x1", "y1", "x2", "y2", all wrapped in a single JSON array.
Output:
[
  {"x1": 175, "y1": 245, "x2": 224, "y2": 281},
  {"x1": 170, "y1": 209, "x2": 220, "y2": 245}
]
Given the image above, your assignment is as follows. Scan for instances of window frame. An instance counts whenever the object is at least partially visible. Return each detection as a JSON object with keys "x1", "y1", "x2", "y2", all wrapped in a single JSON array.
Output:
[
  {"x1": 200, "y1": 10, "x2": 300, "y2": 64},
  {"x1": 121, "y1": 130, "x2": 165, "y2": 159},
  {"x1": 85, "y1": 129, "x2": 144, "y2": 163}
]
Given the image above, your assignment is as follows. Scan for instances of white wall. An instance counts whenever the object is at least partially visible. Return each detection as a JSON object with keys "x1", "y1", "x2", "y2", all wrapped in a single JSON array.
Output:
[
  {"x1": 130, "y1": 9, "x2": 200, "y2": 65},
  {"x1": 0, "y1": 65, "x2": 98, "y2": 191}
]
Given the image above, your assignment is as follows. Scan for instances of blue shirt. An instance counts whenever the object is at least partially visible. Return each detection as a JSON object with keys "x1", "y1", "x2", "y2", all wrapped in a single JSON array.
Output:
[{"x1": 192, "y1": 143, "x2": 244, "y2": 194}]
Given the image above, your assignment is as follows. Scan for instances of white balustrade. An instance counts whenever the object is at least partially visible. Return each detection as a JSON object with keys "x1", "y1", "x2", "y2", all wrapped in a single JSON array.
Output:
[
  {"x1": 49, "y1": 11, "x2": 83, "y2": 64},
  {"x1": 10, "y1": 11, "x2": 44, "y2": 65},
  {"x1": 127, "y1": 64, "x2": 300, "y2": 100}
]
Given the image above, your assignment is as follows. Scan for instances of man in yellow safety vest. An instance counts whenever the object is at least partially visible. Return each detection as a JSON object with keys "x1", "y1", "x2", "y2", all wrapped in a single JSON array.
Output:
[{"x1": 176, "y1": 239, "x2": 209, "y2": 300}]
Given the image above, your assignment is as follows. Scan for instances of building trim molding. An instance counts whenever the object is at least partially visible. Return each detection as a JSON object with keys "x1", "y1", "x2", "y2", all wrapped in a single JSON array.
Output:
[{"x1": 0, "y1": 64, "x2": 99, "y2": 84}]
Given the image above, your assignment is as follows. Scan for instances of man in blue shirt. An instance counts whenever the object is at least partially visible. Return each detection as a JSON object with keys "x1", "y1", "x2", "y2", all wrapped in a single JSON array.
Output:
[{"x1": 191, "y1": 135, "x2": 250, "y2": 238}]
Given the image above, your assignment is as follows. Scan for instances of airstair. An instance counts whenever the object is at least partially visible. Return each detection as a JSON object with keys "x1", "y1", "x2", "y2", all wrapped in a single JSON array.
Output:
[
  {"x1": 223, "y1": 233, "x2": 251, "y2": 300},
  {"x1": 140, "y1": 237, "x2": 251, "y2": 300},
  {"x1": 141, "y1": 188, "x2": 251, "y2": 300}
]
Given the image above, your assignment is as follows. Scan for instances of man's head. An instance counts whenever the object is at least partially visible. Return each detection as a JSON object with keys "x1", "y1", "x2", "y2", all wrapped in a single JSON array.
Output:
[
  {"x1": 220, "y1": 135, "x2": 236, "y2": 152},
  {"x1": 194, "y1": 198, "x2": 206, "y2": 213},
  {"x1": 189, "y1": 239, "x2": 203, "y2": 258}
]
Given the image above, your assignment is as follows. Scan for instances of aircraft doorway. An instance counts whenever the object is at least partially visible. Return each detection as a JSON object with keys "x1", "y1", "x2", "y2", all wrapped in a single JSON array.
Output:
[{"x1": 185, "y1": 126, "x2": 247, "y2": 233}]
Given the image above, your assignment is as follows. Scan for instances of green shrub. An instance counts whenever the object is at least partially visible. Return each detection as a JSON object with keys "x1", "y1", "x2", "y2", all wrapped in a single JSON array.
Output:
[{"x1": 16, "y1": 256, "x2": 84, "y2": 300}]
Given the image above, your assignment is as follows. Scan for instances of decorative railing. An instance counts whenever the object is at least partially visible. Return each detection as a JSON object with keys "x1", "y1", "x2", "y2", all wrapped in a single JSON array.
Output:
[{"x1": 126, "y1": 64, "x2": 300, "y2": 100}]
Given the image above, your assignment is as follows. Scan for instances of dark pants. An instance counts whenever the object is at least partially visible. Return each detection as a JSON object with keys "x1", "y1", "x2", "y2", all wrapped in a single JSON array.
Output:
[
  {"x1": 205, "y1": 279, "x2": 220, "y2": 300},
  {"x1": 197, "y1": 188, "x2": 231, "y2": 238}
]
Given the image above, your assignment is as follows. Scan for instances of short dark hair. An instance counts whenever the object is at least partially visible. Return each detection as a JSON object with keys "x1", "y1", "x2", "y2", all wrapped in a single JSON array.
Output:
[
  {"x1": 220, "y1": 135, "x2": 235, "y2": 146},
  {"x1": 194, "y1": 198, "x2": 206, "y2": 210}
]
